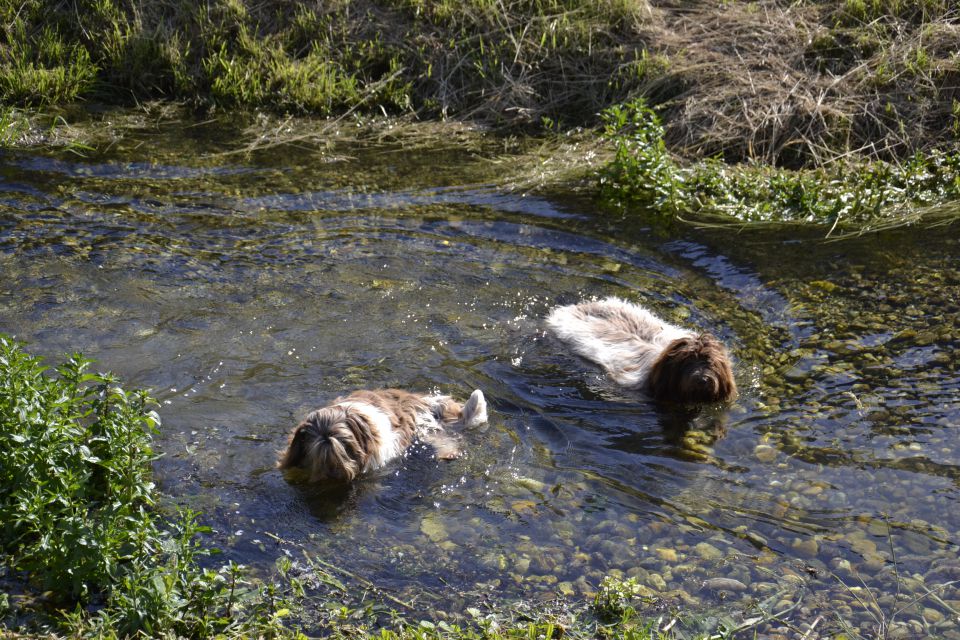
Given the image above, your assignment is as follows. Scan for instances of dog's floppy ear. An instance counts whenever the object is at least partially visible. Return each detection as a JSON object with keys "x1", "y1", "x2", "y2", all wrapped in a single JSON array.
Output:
[
  {"x1": 298, "y1": 409, "x2": 373, "y2": 482},
  {"x1": 316, "y1": 428, "x2": 361, "y2": 482},
  {"x1": 342, "y1": 411, "x2": 376, "y2": 468},
  {"x1": 647, "y1": 336, "x2": 694, "y2": 401},
  {"x1": 278, "y1": 422, "x2": 309, "y2": 469},
  {"x1": 698, "y1": 333, "x2": 737, "y2": 402}
]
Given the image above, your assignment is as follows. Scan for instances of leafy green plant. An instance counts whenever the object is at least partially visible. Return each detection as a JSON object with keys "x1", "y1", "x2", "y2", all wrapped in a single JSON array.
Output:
[
  {"x1": 0, "y1": 337, "x2": 160, "y2": 599},
  {"x1": 599, "y1": 98, "x2": 683, "y2": 210},
  {"x1": 592, "y1": 576, "x2": 647, "y2": 619},
  {"x1": 0, "y1": 336, "x2": 303, "y2": 637},
  {"x1": 599, "y1": 98, "x2": 960, "y2": 233}
]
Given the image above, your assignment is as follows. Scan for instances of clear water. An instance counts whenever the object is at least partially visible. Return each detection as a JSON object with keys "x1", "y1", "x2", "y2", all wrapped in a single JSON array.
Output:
[{"x1": 1, "y1": 115, "x2": 959, "y2": 637}]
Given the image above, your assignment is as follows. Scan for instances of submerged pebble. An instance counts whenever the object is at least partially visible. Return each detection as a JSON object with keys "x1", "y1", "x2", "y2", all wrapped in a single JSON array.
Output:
[
  {"x1": 654, "y1": 547, "x2": 678, "y2": 562},
  {"x1": 693, "y1": 543, "x2": 724, "y2": 561},
  {"x1": 701, "y1": 578, "x2": 748, "y2": 592},
  {"x1": 754, "y1": 444, "x2": 778, "y2": 463}
]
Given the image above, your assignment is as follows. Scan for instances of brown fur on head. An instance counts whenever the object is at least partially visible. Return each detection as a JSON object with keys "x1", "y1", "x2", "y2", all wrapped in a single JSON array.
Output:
[
  {"x1": 277, "y1": 406, "x2": 380, "y2": 483},
  {"x1": 647, "y1": 333, "x2": 737, "y2": 403}
]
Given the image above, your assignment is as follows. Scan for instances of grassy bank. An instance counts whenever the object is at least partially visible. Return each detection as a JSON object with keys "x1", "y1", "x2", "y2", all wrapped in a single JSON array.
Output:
[
  {"x1": 2, "y1": 0, "x2": 959, "y2": 161},
  {"x1": 0, "y1": 0, "x2": 650, "y2": 125},
  {"x1": 2, "y1": 0, "x2": 959, "y2": 229}
]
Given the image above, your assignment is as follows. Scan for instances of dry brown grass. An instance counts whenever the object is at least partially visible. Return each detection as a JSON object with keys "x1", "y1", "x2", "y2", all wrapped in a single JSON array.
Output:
[
  {"x1": 391, "y1": 0, "x2": 660, "y2": 126},
  {"x1": 388, "y1": 0, "x2": 960, "y2": 166},
  {"x1": 629, "y1": 1, "x2": 960, "y2": 166}
]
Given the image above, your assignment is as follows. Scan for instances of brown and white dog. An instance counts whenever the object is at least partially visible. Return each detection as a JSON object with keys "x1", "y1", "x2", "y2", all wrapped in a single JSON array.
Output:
[
  {"x1": 546, "y1": 297, "x2": 736, "y2": 403},
  {"x1": 278, "y1": 388, "x2": 487, "y2": 482}
]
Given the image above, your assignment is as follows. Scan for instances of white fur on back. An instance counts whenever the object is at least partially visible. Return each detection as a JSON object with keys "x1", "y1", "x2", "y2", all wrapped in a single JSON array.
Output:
[
  {"x1": 546, "y1": 297, "x2": 692, "y2": 387},
  {"x1": 336, "y1": 401, "x2": 402, "y2": 472}
]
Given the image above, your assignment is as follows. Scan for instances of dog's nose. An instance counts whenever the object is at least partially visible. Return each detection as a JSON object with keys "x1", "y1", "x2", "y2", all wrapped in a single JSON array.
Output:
[{"x1": 698, "y1": 373, "x2": 718, "y2": 393}]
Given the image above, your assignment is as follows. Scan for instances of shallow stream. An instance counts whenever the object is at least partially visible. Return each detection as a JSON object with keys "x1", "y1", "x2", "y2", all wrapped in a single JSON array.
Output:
[{"x1": 1, "y1": 115, "x2": 958, "y2": 638}]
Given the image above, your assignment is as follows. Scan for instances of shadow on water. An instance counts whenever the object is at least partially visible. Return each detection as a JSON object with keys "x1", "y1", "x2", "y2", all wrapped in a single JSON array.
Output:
[
  {"x1": 1, "y1": 114, "x2": 960, "y2": 635},
  {"x1": 290, "y1": 477, "x2": 372, "y2": 523}
]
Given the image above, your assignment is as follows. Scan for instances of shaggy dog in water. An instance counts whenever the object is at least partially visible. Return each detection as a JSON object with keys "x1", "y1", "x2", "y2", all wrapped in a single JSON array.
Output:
[
  {"x1": 278, "y1": 388, "x2": 488, "y2": 482},
  {"x1": 546, "y1": 297, "x2": 736, "y2": 403}
]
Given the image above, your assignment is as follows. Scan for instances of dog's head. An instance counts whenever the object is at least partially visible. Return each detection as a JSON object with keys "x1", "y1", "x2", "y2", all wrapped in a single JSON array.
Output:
[
  {"x1": 647, "y1": 334, "x2": 737, "y2": 403},
  {"x1": 277, "y1": 406, "x2": 377, "y2": 482}
]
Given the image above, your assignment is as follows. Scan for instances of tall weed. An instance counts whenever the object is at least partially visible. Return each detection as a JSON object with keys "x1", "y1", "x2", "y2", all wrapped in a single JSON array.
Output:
[{"x1": 0, "y1": 337, "x2": 158, "y2": 599}]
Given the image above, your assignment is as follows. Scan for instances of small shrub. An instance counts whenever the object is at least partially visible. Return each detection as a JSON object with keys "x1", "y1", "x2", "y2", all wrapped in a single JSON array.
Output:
[
  {"x1": 0, "y1": 336, "x2": 160, "y2": 599},
  {"x1": 0, "y1": 336, "x2": 302, "y2": 637},
  {"x1": 599, "y1": 98, "x2": 683, "y2": 210}
]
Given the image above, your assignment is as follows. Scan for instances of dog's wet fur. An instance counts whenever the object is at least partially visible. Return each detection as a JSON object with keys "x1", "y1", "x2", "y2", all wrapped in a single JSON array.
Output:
[
  {"x1": 278, "y1": 388, "x2": 487, "y2": 483},
  {"x1": 647, "y1": 333, "x2": 736, "y2": 403},
  {"x1": 547, "y1": 297, "x2": 736, "y2": 403}
]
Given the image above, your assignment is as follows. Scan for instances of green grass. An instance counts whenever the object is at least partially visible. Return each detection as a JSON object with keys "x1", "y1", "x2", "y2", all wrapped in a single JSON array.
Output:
[
  {"x1": 0, "y1": 21, "x2": 97, "y2": 105},
  {"x1": 0, "y1": 0, "x2": 410, "y2": 113},
  {"x1": 599, "y1": 98, "x2": 960, "y2": 233},
  {"x1": 0, "y1": 0, "x2": 653, "y2": 123},
  {"x1": 835, "y1": 0, "x2": 955, "y2": 25}
]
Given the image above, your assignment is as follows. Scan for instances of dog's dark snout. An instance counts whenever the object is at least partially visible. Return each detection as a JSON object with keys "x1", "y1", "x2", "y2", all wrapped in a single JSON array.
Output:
[{"x1": 695, "y1": 370, "x2": 718, "y2": 394}]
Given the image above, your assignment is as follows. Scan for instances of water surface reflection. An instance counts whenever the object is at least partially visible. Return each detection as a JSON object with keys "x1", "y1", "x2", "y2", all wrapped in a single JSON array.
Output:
[{"x1": 1, "y1": 120, "x2": 958, "y2": 637}]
